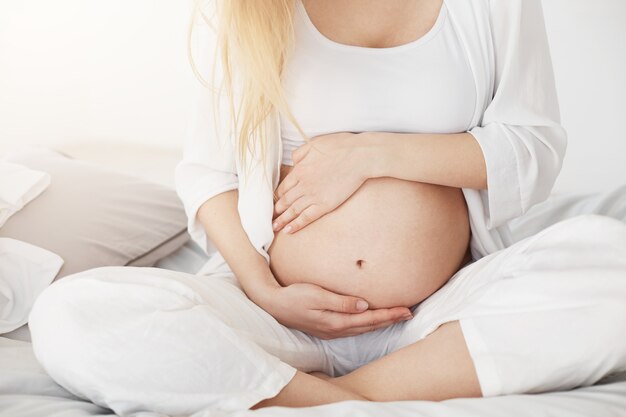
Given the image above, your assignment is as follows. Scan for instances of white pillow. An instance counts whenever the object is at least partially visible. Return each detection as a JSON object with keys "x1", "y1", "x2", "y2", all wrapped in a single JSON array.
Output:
[
  {"x1": 0, "y1": 238, "x2": 63, "y2": 334},
  {"x1": 1, "y1": 148, "x2": 189, "y2": 279}
]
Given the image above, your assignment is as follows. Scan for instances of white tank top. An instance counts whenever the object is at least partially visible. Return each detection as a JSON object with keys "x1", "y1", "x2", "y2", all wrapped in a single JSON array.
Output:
[{"x1": 280, "y1": 0, "x2": 476, "y2": 166}]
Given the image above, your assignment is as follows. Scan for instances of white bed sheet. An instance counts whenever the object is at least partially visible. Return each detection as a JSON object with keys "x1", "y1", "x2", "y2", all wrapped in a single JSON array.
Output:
[{"x1": 2, "y1": 185, "x2": 626, "y2": 417}]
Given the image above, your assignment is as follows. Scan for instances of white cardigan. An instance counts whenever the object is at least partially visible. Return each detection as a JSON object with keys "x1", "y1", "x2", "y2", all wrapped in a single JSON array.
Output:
[{"x1": 175, "y1": 0, "x2": 567, "y2": 276}]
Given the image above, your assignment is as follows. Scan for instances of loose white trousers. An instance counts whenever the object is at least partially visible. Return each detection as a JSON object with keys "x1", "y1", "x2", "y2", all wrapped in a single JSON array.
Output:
[{"x1": 29, "y1": 189, "x2": 626, "y2": 417}]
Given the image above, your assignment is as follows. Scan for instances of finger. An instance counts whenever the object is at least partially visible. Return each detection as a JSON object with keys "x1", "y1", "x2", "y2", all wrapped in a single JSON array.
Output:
[
  {"x1": 348, "y1": 311, "x2": 414, "y2": 335},
  {"x1": 317, "y1": 290, "x2": 370, "y2": 314},
  {"x1": 275, "y1": 172, "x2": 298, "y2": 200},
  {"x1": 339, "y1": 317, "x2": 408, "y2": 337},
  {"x1": 273, "y1": 185, "x2": 305, "y2": 219},
  {"x1": 291, "y1": 142, "x2": 312, "y2": 164},
  {"x1": 328, "y1": 308, "x2": 413, "y2": 331},
  {"x1": 283, "y1": 204, "x2": 324, "y2": 234},
  {"x1": 273, "y1": 196, "x2": 312, "y2": 234}
]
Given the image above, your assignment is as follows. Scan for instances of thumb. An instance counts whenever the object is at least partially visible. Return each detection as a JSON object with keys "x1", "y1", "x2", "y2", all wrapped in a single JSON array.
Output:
[{"x1": 291, "y1": 142, "x2": 311, "y2": 164}]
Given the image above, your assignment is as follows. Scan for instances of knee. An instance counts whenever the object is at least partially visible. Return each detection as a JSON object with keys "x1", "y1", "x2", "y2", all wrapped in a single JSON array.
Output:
[
  {"x1": 29, "y1": 266, "x2": 201, "y2": 349},
  {"x1": 29, "y1": 267, "x2": 136, "y2": 338},
  {"x1": 29, "y1": 267, "x2": 105, "y2": 343},
  {"x1": 27, "y1": 268, "x2": 111, "y2": 400},
  {"x1": 28, "y1": 267, "x2": 192, "y2": 385},
  {"x1": 28, "y1": 267, "x2": 217, "y2": 407},
  {"x1": 28, "y1": 267, "x2": 131, "y2": 367}
]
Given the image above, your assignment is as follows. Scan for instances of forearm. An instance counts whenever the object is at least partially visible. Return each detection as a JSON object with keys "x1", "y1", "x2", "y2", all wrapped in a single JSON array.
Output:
[
  {"x1": 197, "y1": 189, "x2": 280, "y2": 300},
  {"x1": 360, "y1": 132, "x2": 488, "y2": 190}
]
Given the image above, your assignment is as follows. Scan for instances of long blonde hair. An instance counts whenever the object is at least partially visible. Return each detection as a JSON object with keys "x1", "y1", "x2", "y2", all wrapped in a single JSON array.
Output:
[{"x1": 188, "y1": 0, "x2": 308, "y2": 191}]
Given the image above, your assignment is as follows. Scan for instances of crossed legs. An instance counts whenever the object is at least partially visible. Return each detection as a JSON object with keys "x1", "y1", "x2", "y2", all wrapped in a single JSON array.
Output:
[
  {"x1": 254, "y1": 320, "x2": 481, "y2": 408},
  {"x1": 28, "y1": 215, "x2": 626, "y2": 415}
]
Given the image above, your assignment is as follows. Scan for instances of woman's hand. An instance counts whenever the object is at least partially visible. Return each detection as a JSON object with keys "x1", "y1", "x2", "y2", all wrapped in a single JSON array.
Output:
[
  {"x1": 272, "y1": 132, "x2": 371, "y2": 234},
  {"x1": 255, "y1": 282, "x2": 413, "y2": 340}
]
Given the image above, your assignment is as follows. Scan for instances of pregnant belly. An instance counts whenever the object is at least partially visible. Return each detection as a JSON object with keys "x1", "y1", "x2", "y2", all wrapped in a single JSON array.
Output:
[{"x1": 267, "y1": 164, "x2": 471, "y2": 309}]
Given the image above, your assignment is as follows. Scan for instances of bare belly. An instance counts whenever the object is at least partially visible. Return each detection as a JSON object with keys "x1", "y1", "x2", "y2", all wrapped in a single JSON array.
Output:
[{"x1": 267, "y1": 164, "x2": 471, "y2": 309}]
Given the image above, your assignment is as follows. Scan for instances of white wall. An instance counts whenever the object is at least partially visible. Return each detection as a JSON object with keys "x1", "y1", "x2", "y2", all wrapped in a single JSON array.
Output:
[
  {"x1": 0, "y1": 0, "x2": 625, "y2": 194},
  {"x1": 0, "y1": 0, "x2": 196, "y2": 151},
  {"x1": 543, "y1": 0, "x2": 626, "y2": 194}
]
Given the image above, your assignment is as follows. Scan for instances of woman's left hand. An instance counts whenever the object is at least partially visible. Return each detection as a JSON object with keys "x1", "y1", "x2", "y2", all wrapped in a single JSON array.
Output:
[{"x1": 273, "y1": 132, "x2": 371, "y2": 234}]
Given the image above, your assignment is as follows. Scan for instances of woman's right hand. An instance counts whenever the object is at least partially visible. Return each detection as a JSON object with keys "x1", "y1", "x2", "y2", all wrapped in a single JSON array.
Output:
[{"x1": 253, "y1": 281, "x2": 414, "y2": 340}]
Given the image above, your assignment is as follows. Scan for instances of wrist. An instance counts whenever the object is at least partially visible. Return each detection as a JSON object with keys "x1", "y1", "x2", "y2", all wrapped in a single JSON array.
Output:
[
  {"x1": 356, "y1": 132, "x2": 389, "y2": 179},
  {"x1": 241, "y1": 268, "x2": 282, "y2": 307}
]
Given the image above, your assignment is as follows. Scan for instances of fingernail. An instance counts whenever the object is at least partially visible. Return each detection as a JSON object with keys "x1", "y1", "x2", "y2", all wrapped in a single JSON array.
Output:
[
  {"x1": 403, "y1": 314, "x2": 413, "y2": 321},
  {"x1": 282, "y1": 225, "x2": 292, "y2": 234},
  {"x1": 356, "y1": 300, "x2": 368, "y2": 311},
  {"x1": 272, "y1": 222, "x2": 279, "y2": 231}
]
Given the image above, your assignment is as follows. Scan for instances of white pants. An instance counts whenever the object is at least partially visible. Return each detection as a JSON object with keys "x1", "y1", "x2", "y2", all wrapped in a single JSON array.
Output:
[{"x1": 28, "y1": 195, "x2": 626, "y2": 416}]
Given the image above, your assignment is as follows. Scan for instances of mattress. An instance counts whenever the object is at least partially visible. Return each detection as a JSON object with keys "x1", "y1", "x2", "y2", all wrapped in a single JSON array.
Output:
[{"x1": 2, "y1": 145, "x2": 625, "y2": 416}]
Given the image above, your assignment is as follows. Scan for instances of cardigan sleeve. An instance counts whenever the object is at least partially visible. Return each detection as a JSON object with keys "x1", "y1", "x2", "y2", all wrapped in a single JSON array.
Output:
[
  {"x1": 174, "y1": 9, "x2": 239, "y2": 254},
  {"x1": 468, "y1": 0, "x2": 568, "y2": 229}
]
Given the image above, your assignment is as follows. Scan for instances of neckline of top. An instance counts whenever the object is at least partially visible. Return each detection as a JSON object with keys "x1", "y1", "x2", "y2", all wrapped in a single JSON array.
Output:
[{"x1": 295, "y1": 0, "x2": 448, "y2": 54}]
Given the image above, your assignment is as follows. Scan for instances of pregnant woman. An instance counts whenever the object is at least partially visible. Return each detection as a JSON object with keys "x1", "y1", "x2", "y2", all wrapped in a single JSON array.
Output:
[{"x1": 29, "y1": 0, "x2": 626, "y2": 415}]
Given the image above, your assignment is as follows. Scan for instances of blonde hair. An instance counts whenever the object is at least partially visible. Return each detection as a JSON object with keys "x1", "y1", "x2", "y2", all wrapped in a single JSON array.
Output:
[{"x1": 188, "y1": 0, "x2": 309, "y2": 194}]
